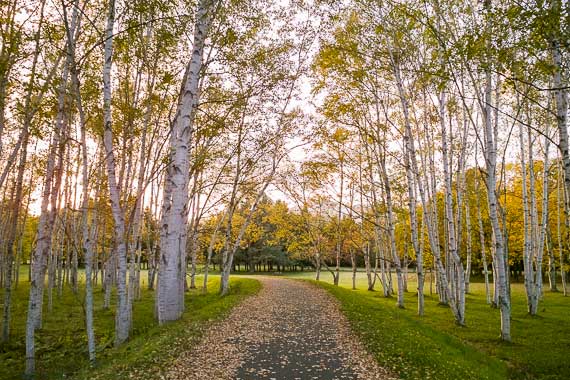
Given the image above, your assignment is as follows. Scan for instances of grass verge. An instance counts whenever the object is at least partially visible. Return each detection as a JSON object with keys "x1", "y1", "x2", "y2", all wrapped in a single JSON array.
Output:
[
  {"x1": 0, "y1": 275, "x2": 260, "y2": 380},
  {"x1": 309, "y1": 276, "x2": 569, "y2": 380}
]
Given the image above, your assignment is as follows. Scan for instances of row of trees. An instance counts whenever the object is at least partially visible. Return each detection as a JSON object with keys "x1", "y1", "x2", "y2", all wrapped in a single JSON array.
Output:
[
  {"x1": 1, "y1": 0, "x2": 569, "y2": 376},
  {"x1": 298, "y1": 0, "x2": 570, "y2": 343},
  {"x1": 0, "y1": 0, "x2": 316, "y2": 376}
]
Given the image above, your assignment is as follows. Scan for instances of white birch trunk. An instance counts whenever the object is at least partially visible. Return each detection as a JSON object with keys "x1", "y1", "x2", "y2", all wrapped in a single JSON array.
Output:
[
  {"x1": 65, "y1": 0, "x2": 96, "y2": 356},
  {"x1": 476, "y1": 181, "x2": 491, "y2": 304},
  {"x1": 519, "y1": 123, "x2": 535, "y2": 313},
  {"x1": 551, "y1": 1, "x2": 570, "y2": 298},
  {"x1": 157, "y1": 0, "x2": 215, "y2": 322},
  {"x1": 536, "y1": 125, "x2": 551, "y2": 302},
  {"x1": 392, "y1": 59, "x2": 424, "y2": 314},
  {"x1": 78, "y1": 91, "x2": 96, "y2": 363},
  {"x1": 334, "y1": 158, "x2": 344, "y2": 286},
  {"x1": 379, "y1": 148, "x2": 404, "y2": 308},
  {"x1": 202, "y1": 211, "x2": 225, "y2": 292},
  {"x1": 25, "y1": 1, "x2": 67, "y2": 372},
  {"x1": 220, "y1": 167, "x2": 277, "y2": 295},
  {"x1": 483, "y1": 66, "x2": 511, "y2": 341},
  {"x1": 101, "y1": 0, "x2": 130, "y2": 345},
  {"x1": 527, "y1": 127, "x2": 542, "y2": 313},
  {"x1": 464, "y1": 189, "x2": 473, "y2": 294},
  {"x1": 440, "y1": 92, "x2": 465, "y2": 325},
  {"x1": 557, "y1": 165, "x2": 568, "y2": 295}
]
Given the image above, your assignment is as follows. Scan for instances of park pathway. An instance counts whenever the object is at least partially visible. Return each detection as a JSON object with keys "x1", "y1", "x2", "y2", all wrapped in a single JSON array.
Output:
[{"x1": 165, "y1": 277, "x2": 395, "y2": 380}]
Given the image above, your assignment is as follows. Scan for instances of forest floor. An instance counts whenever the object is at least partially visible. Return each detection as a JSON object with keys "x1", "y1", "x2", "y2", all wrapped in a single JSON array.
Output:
[{"x1": 163, "y1": 277, "x2": 395, "y2": 380}]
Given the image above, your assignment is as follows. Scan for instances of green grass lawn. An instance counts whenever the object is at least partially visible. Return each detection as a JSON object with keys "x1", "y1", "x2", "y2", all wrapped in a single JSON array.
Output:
[
  {"x1": 0, "y1": 270, "x2": 260, "y2": 380},
  {"x1": 284, "y1": 269, "x2": 570, "y2": 380}
]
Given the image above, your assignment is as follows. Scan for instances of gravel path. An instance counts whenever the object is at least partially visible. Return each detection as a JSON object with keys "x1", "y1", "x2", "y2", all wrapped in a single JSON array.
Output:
[{"x1": 165, "y1": 277, "x2": 396, "y2": 380}]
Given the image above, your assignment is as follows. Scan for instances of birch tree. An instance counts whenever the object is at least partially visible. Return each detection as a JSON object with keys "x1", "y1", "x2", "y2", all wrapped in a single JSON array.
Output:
[
  {"x1": 100, "y1": 0, "x2": 131, "y2": 344},
  {"x1": 481, "y1": 16, "x2": 511, "y2": 340},
  {"x1": 157, "y1": 0, "x2": 216, "y2": 323},
  {"x1": 25, "y1": 0, "x2": 74, "y2": 372}
]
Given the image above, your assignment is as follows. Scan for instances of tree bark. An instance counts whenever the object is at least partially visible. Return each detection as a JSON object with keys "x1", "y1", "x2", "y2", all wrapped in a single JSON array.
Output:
[
  {"x1": 483, "y1": 63, "x2": 511, "y2": 341},
  {"x1": 101, "y1": 0, "x2": 130, "y2": 345},
  {"x1": 157, "y1": 0, "x2": 215, "y2": 322},
  {"x1": 551, "y1": 0, "x2": 569, "y2": 298},
  {"x1": 379, "y1": 145, "x2": 404, "y2": 308}
]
